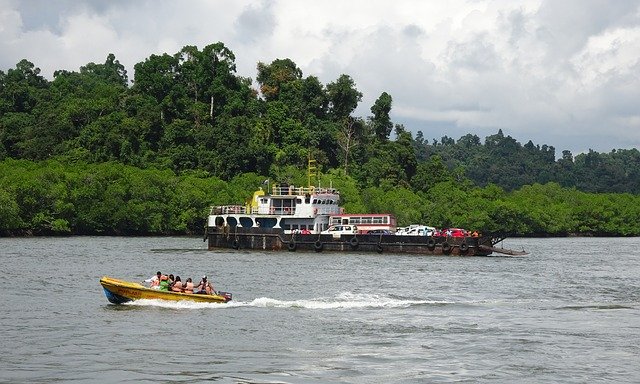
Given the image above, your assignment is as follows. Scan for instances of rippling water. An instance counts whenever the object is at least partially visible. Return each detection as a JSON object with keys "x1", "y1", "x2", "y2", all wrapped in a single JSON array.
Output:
[{"x1": 1, "y1": 236, "x2": 639, "y2": 383}]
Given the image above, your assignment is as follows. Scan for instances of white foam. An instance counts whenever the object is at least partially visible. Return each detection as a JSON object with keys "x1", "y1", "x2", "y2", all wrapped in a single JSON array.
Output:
[
  {"x1": 124, "y1": 299, "x2": 236, "y2": 309},
  {"x1": 123, "y1": 292, "x2": 450, "y2": 310}
]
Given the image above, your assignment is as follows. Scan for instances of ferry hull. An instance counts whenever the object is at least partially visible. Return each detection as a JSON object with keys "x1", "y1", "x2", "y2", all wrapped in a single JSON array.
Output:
[{"x1": 205, "y1": 227, "x2": 495, "y2": 256}]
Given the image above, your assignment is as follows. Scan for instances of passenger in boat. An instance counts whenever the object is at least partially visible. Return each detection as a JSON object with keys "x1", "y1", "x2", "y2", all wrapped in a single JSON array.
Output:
[
  {"x1": 158, "y1": 274, "x2": 171, "y2": 291},
  {"x1": 144, "y1": 271, "x2": 162, "y2": 289},
  {"x1": 183, "y1": 278, "x2": 194, "y2": 294},
  {"x1": 168, "y1": 274, "x2": 175, "y2": 286},
  {"x1": 171, "y1": 276, "x2": 183, "y2": 292},
  {"x1": 195, "y1": 276, "x2": 215, "y2": 295}
]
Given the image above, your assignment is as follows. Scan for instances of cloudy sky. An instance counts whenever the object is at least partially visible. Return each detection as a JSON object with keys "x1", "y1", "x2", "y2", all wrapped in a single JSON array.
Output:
[{"x1": 2, "y1": 0, "x2": 640, "y2": 156}]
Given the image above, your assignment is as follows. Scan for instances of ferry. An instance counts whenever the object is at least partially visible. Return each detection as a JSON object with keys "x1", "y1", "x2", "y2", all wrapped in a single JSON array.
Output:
[{"x1": 204, "y1": 181, "x2": 525, "y2": 256}]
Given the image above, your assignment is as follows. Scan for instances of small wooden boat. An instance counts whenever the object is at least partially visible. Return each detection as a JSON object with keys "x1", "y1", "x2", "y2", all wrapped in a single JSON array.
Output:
[{"x1": 100, "y1": 276, "x2": 232, "y2": 304}]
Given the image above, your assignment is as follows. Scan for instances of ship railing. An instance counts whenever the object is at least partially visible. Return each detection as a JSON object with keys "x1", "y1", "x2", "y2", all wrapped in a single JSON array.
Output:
[
  {"x1": 250, "y1": 206, "x2": 296, "y2": 215},
  {"x1": 315, "y1": 207, "x2": 341, "y2": 215},
  {"x1": 210, "y1": 205, "x2": 248, "y2": 215},
  {"x1": 270, "y1": 185, "x2": 339, "y2": 196}
]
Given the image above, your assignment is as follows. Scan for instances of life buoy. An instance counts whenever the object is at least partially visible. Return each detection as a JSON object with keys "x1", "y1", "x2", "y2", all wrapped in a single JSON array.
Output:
[
  {"x1": 426, "y1": 237, "x2": 436, "y2": 250},
  {"x1": 314, "y1": 241, "x2": 323, "y2": 252},
  {"x1": 349, "y1": 237, "x2": 359, "y2": 249},
  {"x1": 459, "y1": 242, "x2": 469, "y2": 253},
  {"x1": 232, "y1": 239, "x2": 239, "y2": 249},
  {"x1": 288, "y1": 242, "x2": 297, "y2": 252},
  {"x1": 376, "y1": 244, "x2": 383, "y2": 253},
  {"x1": 442, "y1": 242, "x2": 451, "y2": 254}
]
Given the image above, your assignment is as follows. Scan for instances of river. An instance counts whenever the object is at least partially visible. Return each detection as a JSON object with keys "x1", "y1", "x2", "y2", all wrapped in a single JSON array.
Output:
[{"x1": 1, "y1": 236, "x2": 638, "y2": 383}]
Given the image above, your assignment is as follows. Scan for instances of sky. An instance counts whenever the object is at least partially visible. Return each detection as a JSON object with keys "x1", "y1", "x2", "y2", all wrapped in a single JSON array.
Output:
[{"x1": 1, "y1": 0, "x2": 640, "y2": 156}]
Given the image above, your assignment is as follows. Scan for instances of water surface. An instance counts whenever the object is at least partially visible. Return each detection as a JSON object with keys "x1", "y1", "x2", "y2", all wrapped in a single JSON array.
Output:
[{"x1": 1, "y1": 236, "x2": 638, "y2": 383}]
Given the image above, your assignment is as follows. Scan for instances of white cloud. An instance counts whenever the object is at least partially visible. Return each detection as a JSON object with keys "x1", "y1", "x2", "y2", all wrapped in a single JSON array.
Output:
[{"x1": 1, "y1": 0, "x2": 639, "y2": 155}]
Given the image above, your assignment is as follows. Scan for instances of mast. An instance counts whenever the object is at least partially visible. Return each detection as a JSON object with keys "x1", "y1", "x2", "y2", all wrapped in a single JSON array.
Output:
[{"x1": 307, "y1": 157, "x2": 318, "y2": 188}]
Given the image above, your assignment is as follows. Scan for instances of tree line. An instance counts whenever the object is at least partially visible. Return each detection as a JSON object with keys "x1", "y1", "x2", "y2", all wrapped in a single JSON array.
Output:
[
  {"x1": 2, "y1": 159, "x2": 639, "y2": 236},
  {"x1": 1, "y1": 42, "x2": 640, "y2": 236}
]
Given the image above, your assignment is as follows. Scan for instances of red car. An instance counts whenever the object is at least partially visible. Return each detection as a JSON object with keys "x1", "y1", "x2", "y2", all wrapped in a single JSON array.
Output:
[{"x1": 443, "y1": 228, "x2": 467, "y2": 237}]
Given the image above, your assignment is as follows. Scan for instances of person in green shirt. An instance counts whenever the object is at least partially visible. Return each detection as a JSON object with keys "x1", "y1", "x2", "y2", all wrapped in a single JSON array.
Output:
[{"x1": 158, "y1": 274, "x2": 170, "y2": 291}]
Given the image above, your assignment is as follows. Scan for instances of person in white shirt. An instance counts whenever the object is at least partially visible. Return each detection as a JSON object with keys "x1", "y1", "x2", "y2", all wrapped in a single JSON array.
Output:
[{"x1": 144, "y1": 271, "x2": 162, "y2": 289}]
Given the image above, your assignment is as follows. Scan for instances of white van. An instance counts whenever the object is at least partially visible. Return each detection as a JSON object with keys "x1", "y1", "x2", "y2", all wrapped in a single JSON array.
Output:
[
  {"x1": 321, "y1": 225, "x2": 358, "y2": 237},
  {"x1": 396, "y1": 225, "x2": 435, "y2": 236}
]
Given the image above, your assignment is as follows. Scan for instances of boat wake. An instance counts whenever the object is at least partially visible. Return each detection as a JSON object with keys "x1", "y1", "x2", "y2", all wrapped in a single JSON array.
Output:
[
  {"x1": 245, "y1": 292, "x2": 452, "y2": 310},
  {"x1": 124, "y1": 291, "x2": 452, "y2": 310}
]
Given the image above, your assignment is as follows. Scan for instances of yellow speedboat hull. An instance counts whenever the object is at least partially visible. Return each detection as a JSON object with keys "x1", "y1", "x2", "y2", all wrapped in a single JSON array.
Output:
[{"x1": 100, "y1": 276, "x2": 232, "y2": 304}]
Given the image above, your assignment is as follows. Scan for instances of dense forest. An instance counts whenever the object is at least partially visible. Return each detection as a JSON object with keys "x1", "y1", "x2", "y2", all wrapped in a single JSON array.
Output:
[{"x1": 1, "y1": 42, "x2": 640, "y2": 236}]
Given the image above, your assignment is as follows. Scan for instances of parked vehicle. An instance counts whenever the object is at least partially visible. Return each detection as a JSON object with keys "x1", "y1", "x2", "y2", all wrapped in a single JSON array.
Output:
[
  {"x1": 321, "y1": 224, "x2": 358, "y2": 235},
  {"x1": 366, "y1": 229, "x2": 393, "y2": 234},
  {"x1": 329, "y1": 214, "x2": 396, "y2": 233},
  {"x1": 396, "y1": 225, "x2": 435, "y2": 236},
  {"x1": 442, "y1": 228, "x2": 467, "y2": 237}
]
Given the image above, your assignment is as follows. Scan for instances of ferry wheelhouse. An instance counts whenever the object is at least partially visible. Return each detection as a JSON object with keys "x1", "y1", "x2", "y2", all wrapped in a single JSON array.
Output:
[{"x1": 208, "y1": 183, "x2": 341, "y2": 235}]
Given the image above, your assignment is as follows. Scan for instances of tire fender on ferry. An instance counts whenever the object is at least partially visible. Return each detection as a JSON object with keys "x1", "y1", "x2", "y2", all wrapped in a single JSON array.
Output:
[
  {"x1": 459, "y1": 242, "x2": 469, "y2": 253},
  {"x1": 442, "y1": 242, "x2": 451, "y2": 254},
  {"x1": 376, "y1": 243, "x2": 383, "y2": 253},
  {"x1": 349, "y1": 237, "x2": 359, "y2": 249},
  {"x1": 426, "y1": 237, "x2": 436, "y2": 250},
  {"x1": 288, "y1": 241, "x2": 297, "y2": 252},
  {"x1": 232, "y1": 239, "x2": 240, "y2": 249},
  {"x1": 314, "y1": 240, "x2": 323, "y2": 252}
]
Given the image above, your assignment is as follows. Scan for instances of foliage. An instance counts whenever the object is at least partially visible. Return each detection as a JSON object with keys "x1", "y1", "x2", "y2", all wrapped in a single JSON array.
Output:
[
  {"x1": 1, "y1": 158, "x2": 639, "y2": 236},
  {"x1": 1, "y1": 43, "x2": 640, "y2": 236},
  {"x1": 0, "y1": 159, "x2": 226, "y2": 235}
]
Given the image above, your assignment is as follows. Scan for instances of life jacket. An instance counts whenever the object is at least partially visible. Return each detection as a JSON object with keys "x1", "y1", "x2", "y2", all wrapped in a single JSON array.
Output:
[
  {"x1": 150, "y1": 277, "x2": 160, "y2": 287},
  {"x1": 171, "y1": 281, "x2": 183, "y2": 292}
]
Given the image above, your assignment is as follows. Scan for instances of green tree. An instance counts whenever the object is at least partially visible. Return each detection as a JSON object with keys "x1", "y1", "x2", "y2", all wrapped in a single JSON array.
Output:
[
  {"x1": 370, "y1": 92, "x2": 393, "y2": 141},
  {"x1": 256, "y1": 58, "x2": 302, "y2": 101},
  {"x1": 326, "y1": 74, "x2": 362, "y2": 121}
]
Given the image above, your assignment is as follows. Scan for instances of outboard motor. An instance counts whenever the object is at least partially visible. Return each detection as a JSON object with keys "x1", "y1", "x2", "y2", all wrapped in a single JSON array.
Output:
[{"x1": 218, "y1": 291, "x2": 233, "y2": 302}]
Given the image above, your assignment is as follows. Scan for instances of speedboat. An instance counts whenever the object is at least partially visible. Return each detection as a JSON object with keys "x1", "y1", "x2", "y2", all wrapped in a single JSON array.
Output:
[{"x1": 100, "y1": 276, "x2": 232, "y2": 304}]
